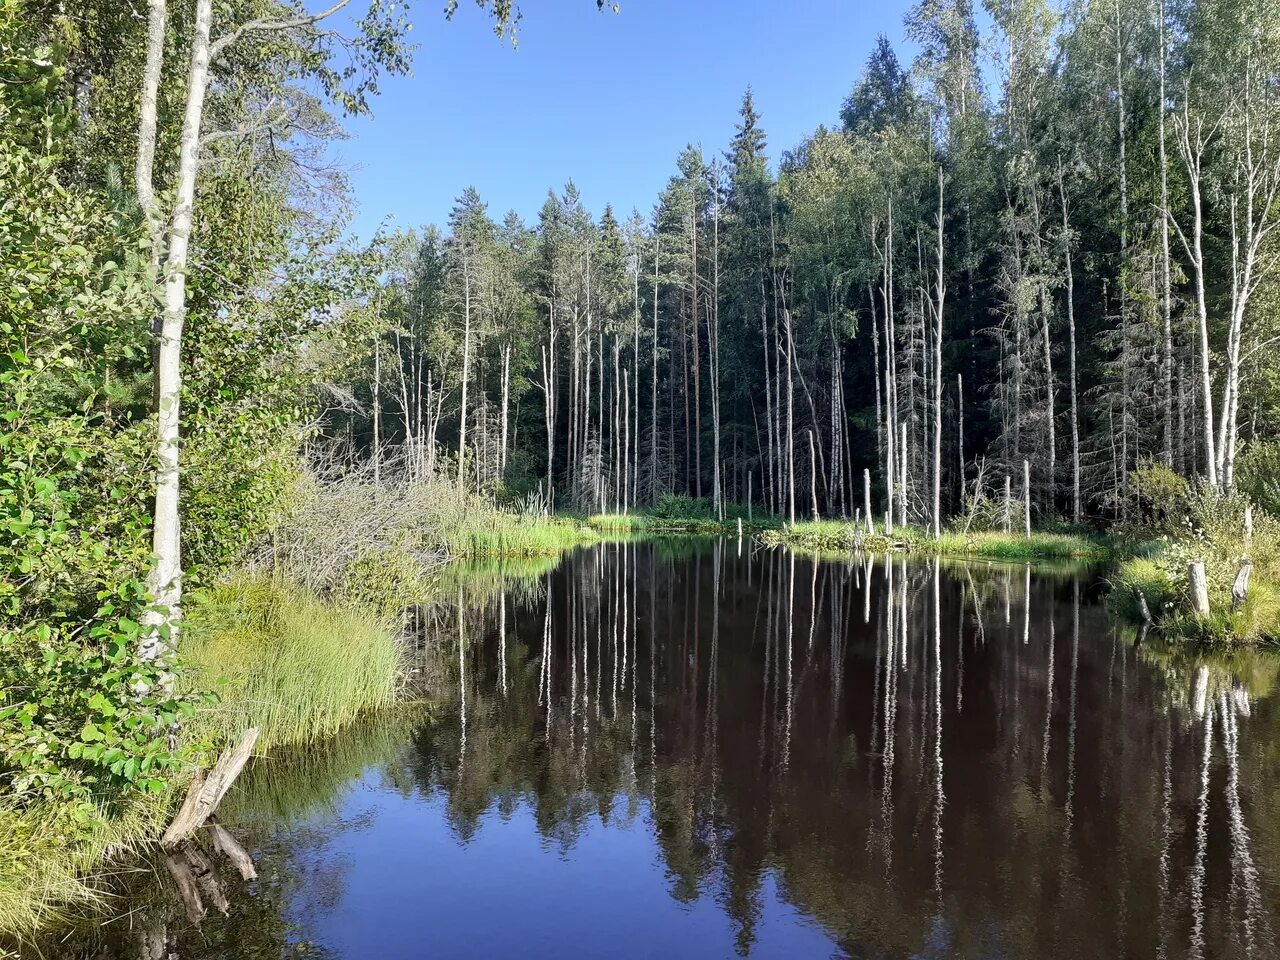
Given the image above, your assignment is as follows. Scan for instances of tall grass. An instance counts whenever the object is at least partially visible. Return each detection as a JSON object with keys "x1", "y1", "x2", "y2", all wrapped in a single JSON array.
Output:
[
  {"x1": 183, "y1": 575, "x2": 403, "y2": 751},
  {"x1": 451, "y1": 513, "x2": 600, "y2": 557},
  {"x1": 0, "y1": 791, "x2": 172, "y2": 940}
]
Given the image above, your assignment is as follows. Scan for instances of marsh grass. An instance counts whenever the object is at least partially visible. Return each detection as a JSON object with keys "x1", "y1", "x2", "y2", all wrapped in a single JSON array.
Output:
[
  {"x1": 759, "y1": 521, "x2": 1116, "y2": 562},
  {"x1": 451, "y1": 513, "x2": 600, "y2": 557},
  {"x1": 0, "y1": 791, "x2": 171, "y2": 941},
  {"x1": 184, "y1": 574, "x2": 403, "y2": 751}
]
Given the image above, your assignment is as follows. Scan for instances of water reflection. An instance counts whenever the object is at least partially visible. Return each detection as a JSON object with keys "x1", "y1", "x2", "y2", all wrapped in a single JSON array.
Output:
[{"x1": 22, "y1": 543, "x2": 1280, "y2": 959}]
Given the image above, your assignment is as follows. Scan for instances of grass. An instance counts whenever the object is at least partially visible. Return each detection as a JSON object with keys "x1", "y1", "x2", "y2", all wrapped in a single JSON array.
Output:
[
  {"x1": 759, "y1": 520, "x2": 1118, "y2": 563},
  {"x1": 0, "y1": 787, "x2": 173, "y2": 942},
  {"x1": 183, "y1": 573, "x2": 403, "y2": 752},
  {"x1": 447, "y1": 512, "x2": 601, "y2": 557},
  {"x1": 2, "y1": 573, "x2": 409, "y2": 944},
  {"x1": 1111, "y1": 544, "x2": 1280, "y2": 646},
  {"x1": 1105, "y1": 490, "x2": 1280, "y2": 646}
]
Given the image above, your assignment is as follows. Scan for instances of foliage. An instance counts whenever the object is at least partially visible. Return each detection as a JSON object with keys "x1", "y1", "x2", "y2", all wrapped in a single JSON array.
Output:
[
  {"x1": 1112, "y1": 485, "x2": 1280, "y2": 643},
  {"x1": 1115, "y1": 460, "x2": 1191, "y2": 537},
  {"x1": 1236, "y1": 440, "x2": 1280, "y2": 517},
  {"x1": 0, "y1": 614, "x2": 205, "y2": 806}
]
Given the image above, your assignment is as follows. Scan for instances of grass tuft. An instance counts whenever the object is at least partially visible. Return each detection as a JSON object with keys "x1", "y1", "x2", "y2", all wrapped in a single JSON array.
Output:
[{"x1": 183, "y1": 574, "x2": 403, "y2": 751}]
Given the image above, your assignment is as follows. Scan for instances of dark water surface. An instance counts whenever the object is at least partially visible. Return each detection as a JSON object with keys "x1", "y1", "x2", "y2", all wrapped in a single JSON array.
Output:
[{"x1": 32, "y1": 541, "x2": 1280, "y2": 959}]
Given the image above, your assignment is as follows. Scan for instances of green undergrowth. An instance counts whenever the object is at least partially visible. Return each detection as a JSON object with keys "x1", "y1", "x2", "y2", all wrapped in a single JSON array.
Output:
[
  {"x1": 1107, "y1": 479, "x2": 1280, "y2": 646},
  {"x1": 0, "y1": 787, "x2": 174, "y2": 943}
]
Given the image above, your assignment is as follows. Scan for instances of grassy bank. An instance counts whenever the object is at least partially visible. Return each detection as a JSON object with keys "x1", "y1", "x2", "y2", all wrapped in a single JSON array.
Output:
[
  {"x1": 183, "y1": 575, "x2": 403, "y2": 751},
  {"x1": 449, "y1": 512, "x2": 601, "y2": 557},
  {"x1": 758, "y1": 520, "x2": 1118, "y2": 563},
  {"x1": 1104, "y1": 482, "x2": 1280, "y2": 646},
  {"x1": 0, "y1": 572, "x2": 406, "y2": 944}
]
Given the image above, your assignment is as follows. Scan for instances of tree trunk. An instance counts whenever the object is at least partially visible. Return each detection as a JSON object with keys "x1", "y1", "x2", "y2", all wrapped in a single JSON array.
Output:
[
  {"x1": 1188, "y1": 561, "x2": 1210, "y2": 615},
  {"x1": 864, "y1": 468, "x2": 873, "y2": 534},
  {"x1": 140, "y1": 0, "x2": 215, "y2": 662},
  {"x1": 134, "y1": 0, "x2": 167, "y2": 258},
  {"x1": 1023, "y1": 459, "x2": 1032, "y2": 537},
  {"x1": 931, "y1": 168, "x2": 945, "y2": 540},
  {"x1": 1057, "y1": 164, "x2": 1082, "y2": 523}
]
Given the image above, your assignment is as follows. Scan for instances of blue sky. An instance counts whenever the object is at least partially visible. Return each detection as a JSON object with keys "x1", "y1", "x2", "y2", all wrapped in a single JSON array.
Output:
[{"x1": 337, "y1": 1, "x2": 920, "y2": 239}]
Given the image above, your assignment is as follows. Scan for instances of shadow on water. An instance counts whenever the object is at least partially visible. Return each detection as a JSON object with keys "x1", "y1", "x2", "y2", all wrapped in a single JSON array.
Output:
[{"x1": 23, "y1": 541, "x2": 1280, "y2": 959}]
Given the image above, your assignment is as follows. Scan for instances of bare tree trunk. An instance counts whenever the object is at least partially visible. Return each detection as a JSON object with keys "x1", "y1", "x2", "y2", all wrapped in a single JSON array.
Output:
[
  {"x1": 931, "y1": 168, "x2": 945, "y2": 540},
  {"x1": 808, "y1": 429, "x2": 819, "y2": 520},
  {"x1": 651, "y1": 242, "x2": 660, "y2": 501},
  {"x1": 1024, "y1": 459, "x2": 1032, "y2": 537},
  {"x1": 135, "y1": 0, "x2": 167, "y2": 259},
  {"x1": 457, "y1": 258, "x2": 472, "y2": 490},
  {"x1": 140, "y1": 0, "x2": 215, "y2": 661},
  {"x1": 1158, "y1": 0, "x2": 1175, "y2": 468},
  {"x1": 1173, "y1": 100, "x2": 1219, "y2": 488},
  {"x1": 956, "y1": 373, "x2": 964, "y2": 510},
  {"x1": 1058, "y1": 163, "x2": 1082, "y2": 523},
  {"x1": 372, "y1": 332, "x2": 382, "y2": 484},
  {"x1": 864, "y1": 468, "x2": 873, "y2": 534},
  {"x1": 501, "y1": 342, "x2": 511, "y2": 477},
  {"x1": 785, "y1": 309, "x2": 797, "y2": 524},
  {"x1": 712, "y1": 172, "x2": 723, "y2": 518}
]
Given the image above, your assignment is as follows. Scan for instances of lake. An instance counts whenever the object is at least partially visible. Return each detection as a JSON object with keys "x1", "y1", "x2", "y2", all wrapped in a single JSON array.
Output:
[{"x1": 30, "y1": 540, "x2": 1280, "y2": 959}]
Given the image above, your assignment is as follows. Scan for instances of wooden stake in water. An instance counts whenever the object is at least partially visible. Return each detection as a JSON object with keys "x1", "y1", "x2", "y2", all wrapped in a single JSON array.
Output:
[
  {"x1": 1023, "y1": 459, "x2": 1032, "y2": 538},
  {"x1": 864, "y1": 468, "x2": 873, "y2": 534}
]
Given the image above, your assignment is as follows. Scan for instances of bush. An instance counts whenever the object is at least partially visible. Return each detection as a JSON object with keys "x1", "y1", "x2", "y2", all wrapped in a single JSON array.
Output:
[
  {"x1": 1119, "y1": 459, "x2": 1191, "y2": 537},
  {"x1": 1236, "y1": 440, "x2": 1280, "y2": 517}
]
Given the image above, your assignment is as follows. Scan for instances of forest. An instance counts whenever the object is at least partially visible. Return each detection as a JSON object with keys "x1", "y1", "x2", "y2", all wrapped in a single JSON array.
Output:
[
  {"x1": 4, "y1": 0, "x2": 1280, "y2": 946},
  {"x1": 347, "y1": 0, "x2": 1280, "y2": 532}
]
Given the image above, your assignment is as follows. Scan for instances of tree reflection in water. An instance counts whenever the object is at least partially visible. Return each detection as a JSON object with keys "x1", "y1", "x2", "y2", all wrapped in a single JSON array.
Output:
[{"x1": 22, "y1": 542, "x2": 1280, "y2": 959}]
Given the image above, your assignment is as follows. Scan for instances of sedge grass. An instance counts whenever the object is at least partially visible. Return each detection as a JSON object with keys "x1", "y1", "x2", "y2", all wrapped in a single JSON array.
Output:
[
  {"x1": 0, "y1": 790, "x2": 172, "y2": 943},
  {"x1": 183, "y1": 574, "x2": 402, "y2": 752}
]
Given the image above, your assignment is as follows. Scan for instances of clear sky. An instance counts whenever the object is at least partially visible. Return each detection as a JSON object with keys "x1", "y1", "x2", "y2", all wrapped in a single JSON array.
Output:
[{"x1": 336, "y1": 0, "x2": 919, "y2": 239}]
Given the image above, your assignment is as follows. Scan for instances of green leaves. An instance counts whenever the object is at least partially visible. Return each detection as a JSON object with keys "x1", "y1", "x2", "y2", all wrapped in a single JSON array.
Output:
[{"x1": 1, "y1": 614, "x2": 208, "y2": 804}]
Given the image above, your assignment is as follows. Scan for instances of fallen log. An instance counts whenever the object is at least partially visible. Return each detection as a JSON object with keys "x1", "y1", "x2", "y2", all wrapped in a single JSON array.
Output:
[
  {"x1": 209, "y1": 818, "x2": 258, "y2": 880},
  {"x1": 162, "y1": 728, "x2": 258, "y2": 850}
]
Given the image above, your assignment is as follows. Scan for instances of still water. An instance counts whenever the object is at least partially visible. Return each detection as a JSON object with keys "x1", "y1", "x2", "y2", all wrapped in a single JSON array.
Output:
[{"x1": 32, "y1": 541, "x2": 1280, "y2": 959}]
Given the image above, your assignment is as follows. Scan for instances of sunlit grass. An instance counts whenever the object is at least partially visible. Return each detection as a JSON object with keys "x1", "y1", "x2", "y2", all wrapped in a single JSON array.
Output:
[
  {"x1": 183, "y1": 574, "x2": 403, "y2": 751},
  {"x1": 760, "y1": 521, "x2": 1116, "y2": 562},
  {"x1": 0, "y1": 791, "x2": 172, "y2": 941},
  {"x1": 448, "y1": 513, "x2": 601, "y2": 557}
]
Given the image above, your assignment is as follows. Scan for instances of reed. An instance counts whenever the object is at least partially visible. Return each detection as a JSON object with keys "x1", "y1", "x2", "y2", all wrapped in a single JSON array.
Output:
[{"x1": 183, "y1": 574, "x2": 402, "y2": 751}]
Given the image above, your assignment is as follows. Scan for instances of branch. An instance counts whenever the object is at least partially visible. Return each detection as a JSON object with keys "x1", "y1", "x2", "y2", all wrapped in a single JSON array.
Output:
[{"x1": 210, "y1": 0, "x2": 352, "y2": 61}]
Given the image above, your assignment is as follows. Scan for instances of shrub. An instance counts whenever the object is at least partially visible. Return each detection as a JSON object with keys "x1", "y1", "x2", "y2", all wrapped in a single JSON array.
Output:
[
  {"x1": 1236, "y1": 440, "x2": 1280, "y2": 517},
  {"x1": 1119, "y1": 459, "x2": 1191, "y2": 537}
]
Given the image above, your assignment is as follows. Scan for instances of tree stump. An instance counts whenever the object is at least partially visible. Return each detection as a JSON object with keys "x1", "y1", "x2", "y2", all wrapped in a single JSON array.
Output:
[
  {"x1": 1188, "y1": 561, "x2": 1210, "y2": 616},
  {"x1": 1232, "y1": 560, "x2": 1253, "y2": 611}
]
